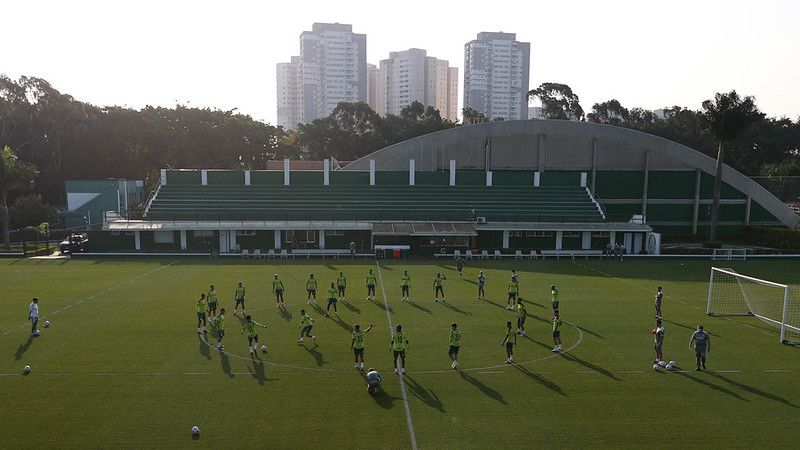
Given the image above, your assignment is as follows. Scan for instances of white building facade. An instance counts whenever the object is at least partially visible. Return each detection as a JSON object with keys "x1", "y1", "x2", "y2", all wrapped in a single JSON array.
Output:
[
  {"x1": 369, "y1": 49, "x2": 458, "y2": 121},
  {"x1": 276, "y1": 56, "x2": 302, "y2": 129},
  {"x1": 464, "y1": 32, "x2": 530, "y2": 121},
  {"x1": 277, "y1": 23, "x2": 367, "y2": 129}
]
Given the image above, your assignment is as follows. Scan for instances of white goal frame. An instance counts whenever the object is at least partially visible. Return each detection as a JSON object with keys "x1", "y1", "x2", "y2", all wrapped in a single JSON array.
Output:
[
  {"x1": 707, "y1": 267, "x2": 797, "y2": 344},
  {"x1": 711, "y1": 248, "x2": 747, "y2": 261}
]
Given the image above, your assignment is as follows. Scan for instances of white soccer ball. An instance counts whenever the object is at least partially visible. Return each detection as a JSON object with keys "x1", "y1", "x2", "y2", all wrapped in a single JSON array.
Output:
[
  {"x1": 666, "y1": 362, "x2": 675, "y2": 371},
  {"x1": 33, "y1": 330, "x2": 40, "y2": 336},
  {"x1": 652, "y1": 364, "x2": 660, "y2": 371},
  {"x1": 23, "y1": 365, "x2": 31, "y2": 374},
  {"x1": 44, "y1": 320, "x2": 50, "y2": 328},
  {"x1": 261, "y1": 345, "x2": 267, "y2": 353},
  {"x1": 191, "y1": 426, "x2": 200, "y2": 436},
  {"x1": 669, "y1": 360, "x2": 676, "y2": 366},
  {"x1": 658, "y1": 360, "x2": 667, "y2": 367}
]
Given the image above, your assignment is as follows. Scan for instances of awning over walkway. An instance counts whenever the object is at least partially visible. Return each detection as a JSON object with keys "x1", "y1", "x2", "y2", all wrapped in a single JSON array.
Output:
[{"x1": 372, "y1": 222, "x2": 477, "y2": 236}]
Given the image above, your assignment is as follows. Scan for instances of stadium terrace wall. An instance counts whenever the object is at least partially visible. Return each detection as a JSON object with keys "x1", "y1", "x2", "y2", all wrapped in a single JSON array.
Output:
[
  {"x1": 345, "y1": 119, "x2": 799, "y2": 235},
  {"x1": 95, "y1": 166, "x2": 656, "y2": 255}
]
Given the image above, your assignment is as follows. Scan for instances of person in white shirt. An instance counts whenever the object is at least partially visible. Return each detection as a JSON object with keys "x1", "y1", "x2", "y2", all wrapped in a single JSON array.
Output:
[{"x1": 28, "y1": 297, "x2": 40, "y2": 336}]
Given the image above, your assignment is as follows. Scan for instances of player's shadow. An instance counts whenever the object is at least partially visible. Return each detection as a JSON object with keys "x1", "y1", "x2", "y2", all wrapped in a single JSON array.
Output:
[
  {"x1": 303, "y1": 344, "x2": 325, "y2": 366},
  {"x1": 331, "y1": 315, "x2": 352, "y2": 333},
  {"x1": 483, "y1": 299, "x2": 509, "y2": 310},
  {"x1": 523, "y1": 300, "x2": 548, "y2": 309},
  {"x1": 464, "y1": 279, "x2": 478, "y2": 285},
  {"x1": 674, "y1": 371, "x2": 748, "y2": 401},
  {"x1": 279, "y1": 309, "x2": 293, "y2": 322},
  {"x1": 371, "y1": 391, "x2": 398, "y2": 409},
  {"x1": 198, "y1": 337, "x2": 211, "y2": 360},
  {"x1": 403, "y1": 375, "x2": 446, "y2": 413},
  {"x1": 341, "y1": 301, "x2": 361, "y2": 314},
  {"x1": 513, "y1": 364, "x2": 566, "y2": 396},
  {"x1": 311, "y1": 303, "x2": 326, "y2": 315},
  {"x1": 459, "y1": 371, "x2": 507, "y2": 404},
  {"x1": 324, "y1": 264, "x2": 338, "y2": 271},
  {"x1": 527, "y1": 314, "x2": 551, "y2": 325},
  {"x1": 575, "y1": 325, "x2": 605, "y2": 339},
  {"x1": 705, "y1": 371, "x2": 797, "y2": 408},
  {"x1": 527, "y1": 337, "x2": 553, "y2": 350},
  {"x1": 558, "y1": 352, "x2": 620, "y2": 381},
  {"x1": 661, "y1": 319, "x2": 695, "y2": 331},
  {"x1": 14, "y1": 336, "x2": 34, "y2": 361},
  {"x1": 248, "y1": 357, "x2": 272, "y2": 385},
  {"x1": 371, "y1": 300, "x2": 393, "y2": 313},
  {"x1": 441, "y1": 302, "x2": 471, "y2": 316},
  {"x1": 405, "y1": 300, "x2": 432, "y2": 315},
  {"x1": 219, "y1": 351, "x2": 233, "y2": 378}
]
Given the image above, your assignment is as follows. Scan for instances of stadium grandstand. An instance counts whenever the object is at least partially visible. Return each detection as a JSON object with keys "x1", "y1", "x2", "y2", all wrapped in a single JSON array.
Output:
[{"x1": 92, "y1": 120, "x2": 799, "y2": 256}]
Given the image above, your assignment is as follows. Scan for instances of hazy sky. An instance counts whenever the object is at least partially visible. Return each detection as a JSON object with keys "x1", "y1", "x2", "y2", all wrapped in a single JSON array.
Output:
[{"x1": 3, "y1": 0, "x2": 799, "y2": 124}]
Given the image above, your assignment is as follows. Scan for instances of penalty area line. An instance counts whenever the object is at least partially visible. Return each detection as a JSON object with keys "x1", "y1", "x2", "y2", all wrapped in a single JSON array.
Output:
[{"x1": 375, "y1": 259, "x2": 418, "y2": 450}]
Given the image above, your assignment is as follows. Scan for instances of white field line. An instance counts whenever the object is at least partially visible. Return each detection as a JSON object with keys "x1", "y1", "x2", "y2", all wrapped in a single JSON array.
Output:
[
  {"x1": 375, "y1": 259, "x2": 418, "y2": 450},
  {"x1": 574, "y1": 262, "x2": 775, "y2": 337},
  {"x1": 2, "y1": 261, "x2": 178, "y2": 336}
]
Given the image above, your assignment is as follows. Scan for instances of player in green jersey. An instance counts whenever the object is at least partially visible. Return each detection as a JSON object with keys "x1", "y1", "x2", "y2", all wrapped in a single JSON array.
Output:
[
  {"x1": 207, "y1": 284, "x2": 218, "y2": 320},
  {"x1": 433, "y1": 273, "x2": 447, "y2": 303},
  {"x1": 401, "y1": 270, "x2": 411, "y2": 301},
  {"x1": 195, "y1": 293, "x2": 208, "y2": 336},
  {"x1": 215, "y1": 308, "x2": 226, "y2": 351},
  {"x1": 272, "y1": 274, "x2": 285, "y2": 309},
  {"x1": 306, "y1": 273, "x2": 318, "y2": 304},
  {"x1": 233, "y1": 281, "x2": 246, "y2": 314},
  {"x1": 477, "y1": 271, "x2": 486, "y2": 299},
  {"x1": 551, "y1": 285, "x2": 560, "y2": 311},
  {"x1": 689, "y1": 325, "x2": 711, "y2": 370},
  {"x1": 351, "y1": 323, "x2": 374, "y2": 370},
  {"x1": 325, "y1": 282, "x2": 339, "y2": 318},
  {"x1": 506, "y1": 281, "x2": 519, "y2": 310},
  {"x1": 366, "y1": 269, "x2": 377, "y2": 301},
  {"x1": 391, "y1": 324, "x2": 409, "y2": 374},
  {"x1": 240, "y1": 314, "x2": 266, "y2": 356},
  {"x1": 337, "y1": 271, "x2": 347, "y2": 301},
  {"x1": 516, "y1": 298, "x2": 527, "y2": 336},
  {"x1": 502, "y1": 320, "x2": 516, "y2": 364},
  {"x1": 448, "y1": 323, "x2": 462, "y2": 369},
  {"x1": 551, "y1": 309, "x2": 563, "y2": 352},
  {"x1": 298, "y1": 309, "x2": 317, "y2": 344}
]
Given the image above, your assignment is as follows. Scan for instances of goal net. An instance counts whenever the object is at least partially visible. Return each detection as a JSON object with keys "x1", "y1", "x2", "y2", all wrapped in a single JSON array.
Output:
[
  {"x1": 707, "y1": 267, "x2": 799, "y2": 344},
  {"x1": 711, "y1": 248, "x2": 747, "y2": 261}
]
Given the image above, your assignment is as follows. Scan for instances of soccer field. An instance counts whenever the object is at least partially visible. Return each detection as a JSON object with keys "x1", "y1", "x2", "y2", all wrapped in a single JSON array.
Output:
[{"x1": 1, "y1": 257, "x2": 798, "y2": 449}]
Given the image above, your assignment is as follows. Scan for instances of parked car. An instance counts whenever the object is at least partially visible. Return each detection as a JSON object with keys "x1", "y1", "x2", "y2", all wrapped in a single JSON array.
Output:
[{"x1": 60, "y1": 234, "x2": 88, "y2": 254}]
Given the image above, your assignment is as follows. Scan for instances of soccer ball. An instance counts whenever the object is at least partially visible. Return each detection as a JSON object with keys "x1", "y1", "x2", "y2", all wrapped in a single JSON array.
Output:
[
  {"x1": 44, "y1": 320, "x2": 50, "y2": 328},
  {"x1": 658, "y1": 360, "x2": 667, "y2": 367},
  {"x1": 33, "y1": 330, "x2": 40, "y2": 337},
  {"x1": 666, "y1": 360, "x2": 677, "y2": 371},
  {"x1": 23, "y1": 365, "x2": 31, "y2": 374},
  {"x1": 191, "y1": 426, "x2": 200, "y2": 436},
  {"x1": 261, "y1": 345, "x2": 267, "y2": 353},
  {"x1": 652, "y1": 364, "x2": 660, "y2": 371}
]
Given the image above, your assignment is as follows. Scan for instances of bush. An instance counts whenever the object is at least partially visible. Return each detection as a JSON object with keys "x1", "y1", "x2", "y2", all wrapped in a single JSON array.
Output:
[
  {"x1": 703, "y1": 241, "x2": 722, "y2": 249},
  {"x1": 744, "y1": 226, "x2": 800, "y2": 249},
  {"x1": 9, "y1": 194, "x2": 54, "y2": 229}
]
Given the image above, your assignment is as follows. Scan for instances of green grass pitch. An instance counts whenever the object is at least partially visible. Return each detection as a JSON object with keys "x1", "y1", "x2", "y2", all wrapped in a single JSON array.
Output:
[{"x1": 1, "y1": 257, "x2": 798, "y2": 448}]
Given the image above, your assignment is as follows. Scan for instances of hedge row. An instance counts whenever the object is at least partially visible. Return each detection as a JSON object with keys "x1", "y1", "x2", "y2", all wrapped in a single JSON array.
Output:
[{"x1": 744, "y1": 226, "x2": 800, "y2": 249}]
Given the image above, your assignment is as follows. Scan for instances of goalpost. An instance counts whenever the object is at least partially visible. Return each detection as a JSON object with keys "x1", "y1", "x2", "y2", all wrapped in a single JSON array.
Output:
[
  {"x1": 711, "y1": 248, "x2": 748, "y2": 261},
  {"x1": 707, "y1": 267, "x2": 799, "y2": 344}
]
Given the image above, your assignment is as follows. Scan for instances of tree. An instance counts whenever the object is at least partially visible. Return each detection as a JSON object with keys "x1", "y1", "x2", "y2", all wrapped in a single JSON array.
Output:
[
  {"x1": 587, "y1": 99, "x2": 629, "y2": 125},
  {"x1": 527, "y1": 83, "x2": 584, "y2": 121},
  {"x1": 700, "y1": 91, "x2": 763, "y2": 242},
  {"x1": 9, "y1": 193, "x2": 54, "y2": 229},
  {"x1": 0, "y1": 146, "x2": 39, "y2": 249},
  {"x1": 462, "y1": 107, "x2": 488, "y2": 125}
]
